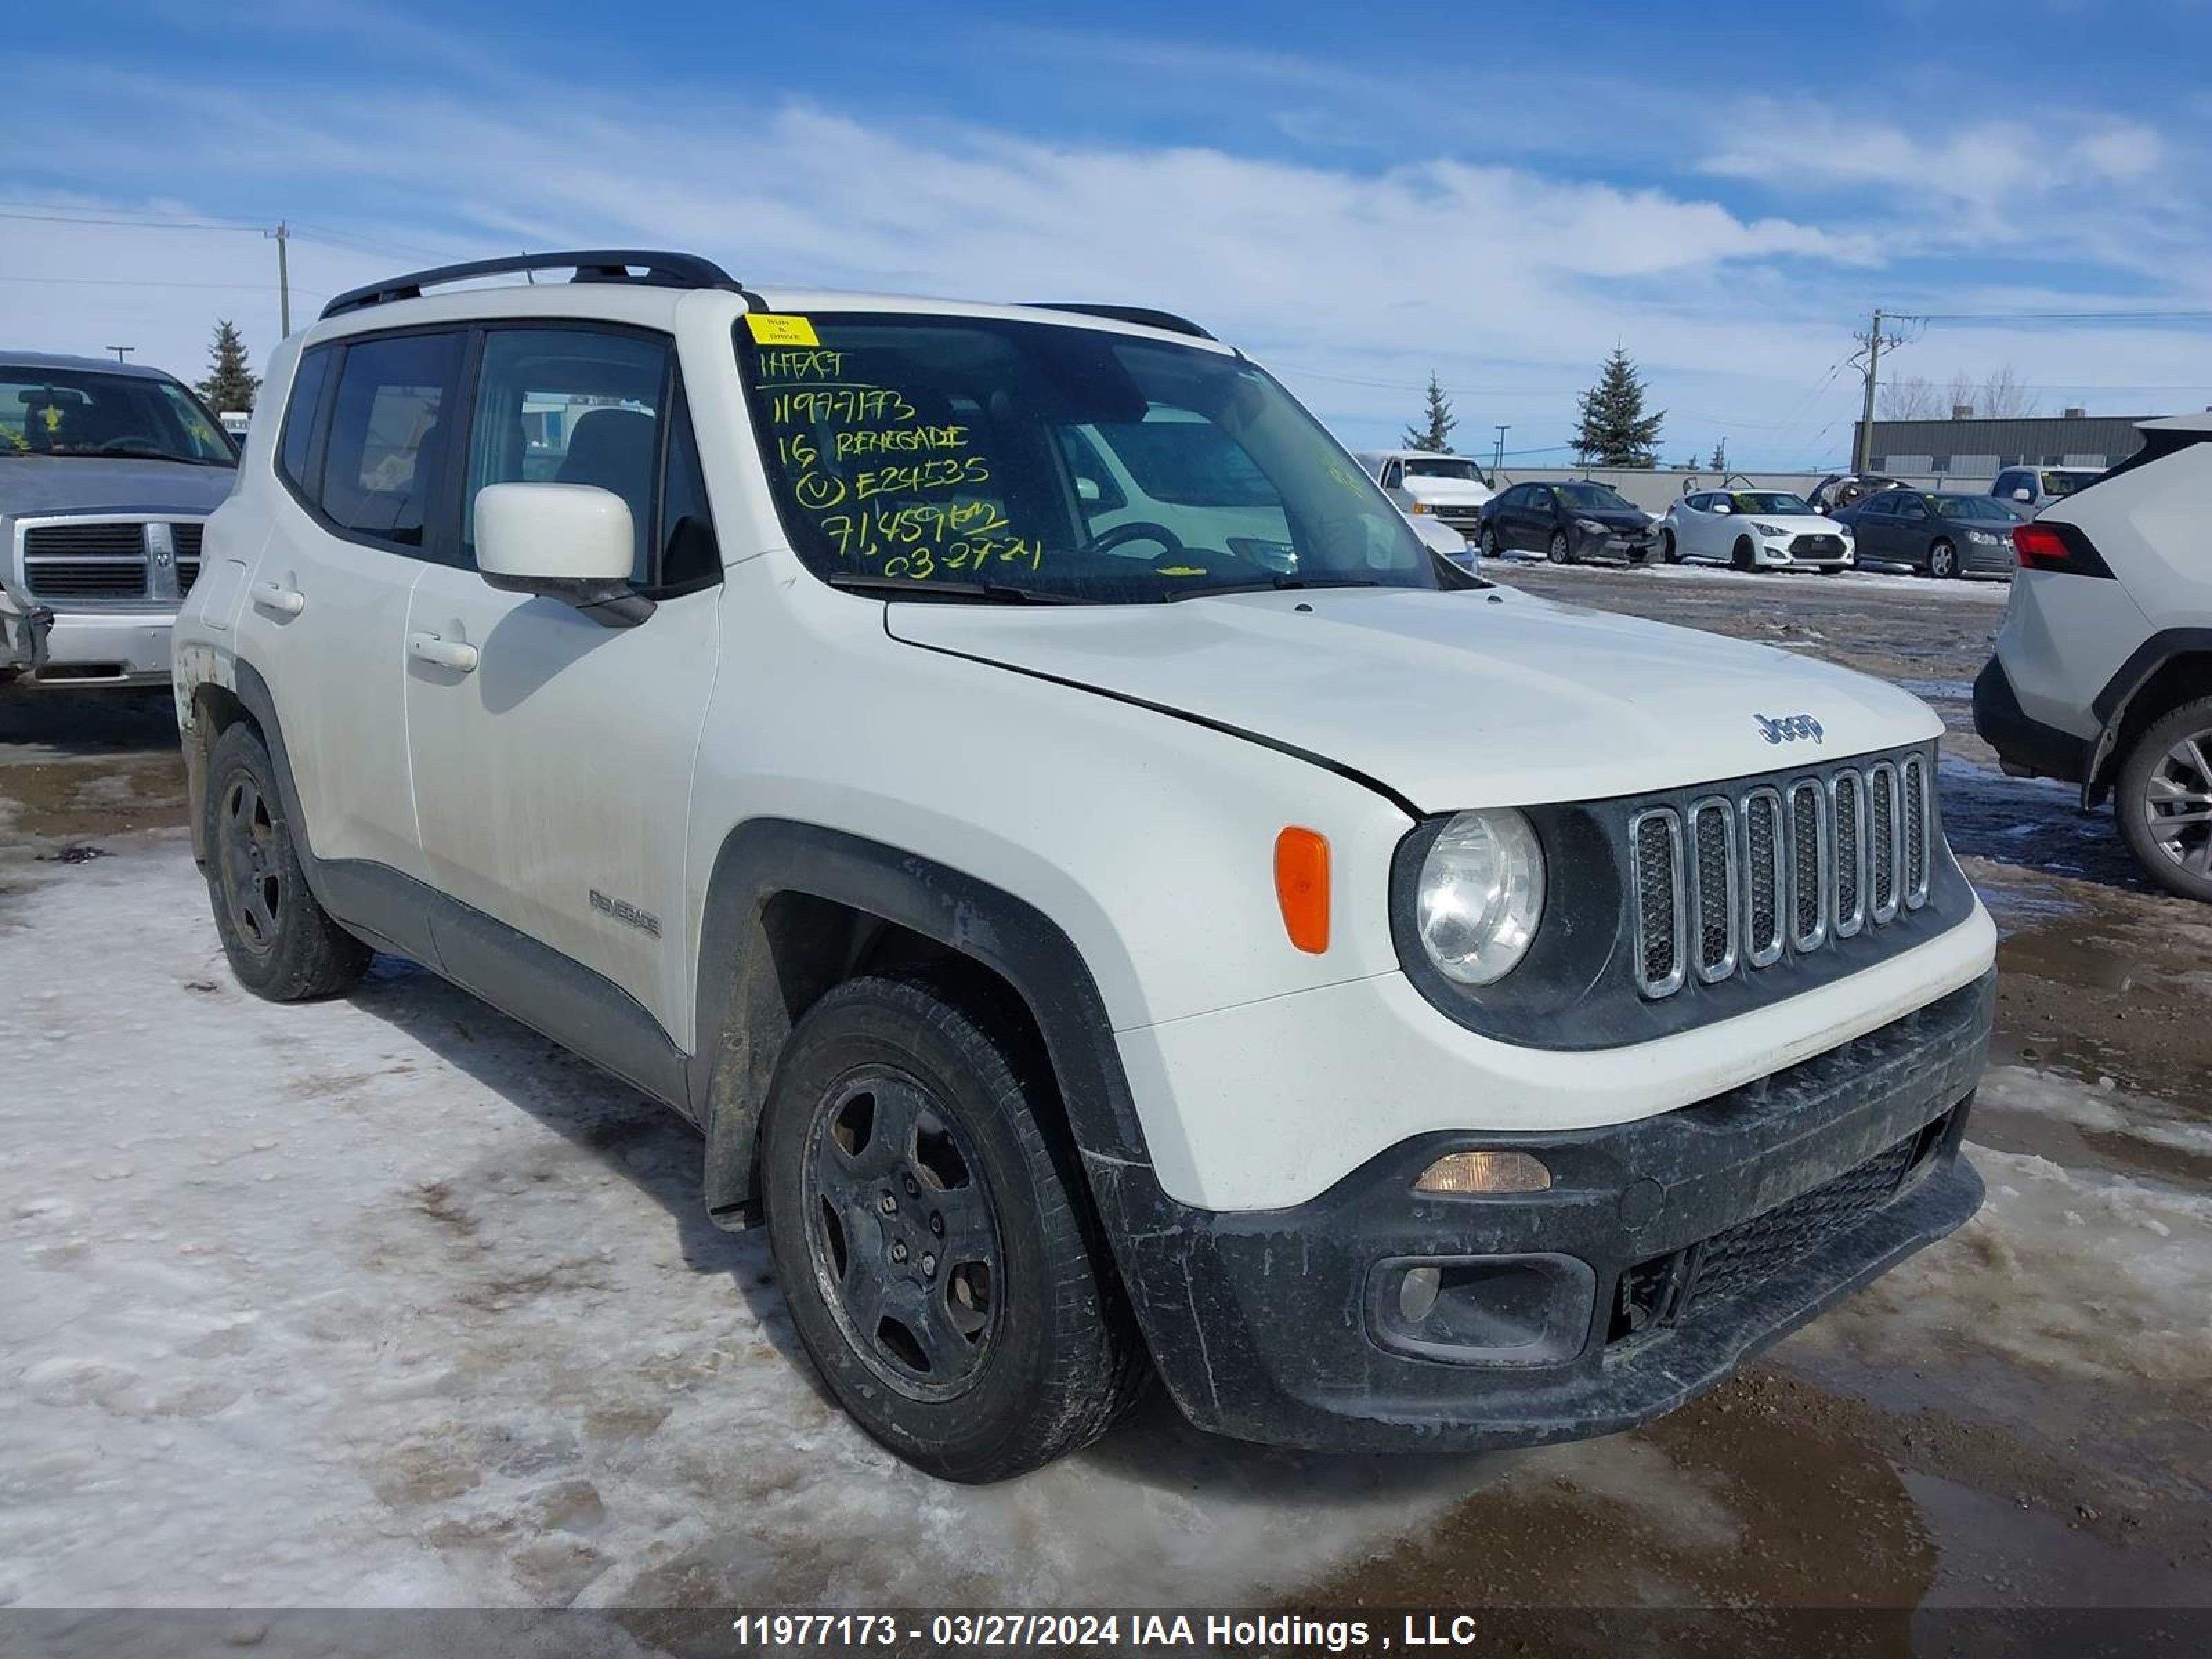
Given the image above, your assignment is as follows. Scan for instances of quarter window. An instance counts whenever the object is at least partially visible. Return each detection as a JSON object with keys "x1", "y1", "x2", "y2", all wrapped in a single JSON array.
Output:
[
  {"x1": 319, "y1": 332, "x2": 465, "y2": 551},
  {"x1": 279, "y1": 346, "x2": 335, "y2": 496}
]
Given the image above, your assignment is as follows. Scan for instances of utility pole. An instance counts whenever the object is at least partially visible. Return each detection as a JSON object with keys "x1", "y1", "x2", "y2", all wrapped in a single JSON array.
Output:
[
  {"x1": 1493, "y1": 424, "x2": 1510, "y2": 476},
  {"x1": 266, "y1": 220, "x2": 292, "y2": 339},
  {"x1": 105, "y1": 346, "x2": 133, "y2": 363},
  {"x1": 1853, "y1": 307, "x2": 1906, "y2": 472}
]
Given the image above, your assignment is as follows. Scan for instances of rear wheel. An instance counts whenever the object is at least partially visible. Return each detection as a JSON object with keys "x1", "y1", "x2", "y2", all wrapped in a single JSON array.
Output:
[
  {"x1": 2117, "y1": 698, "x2": 2212, "y2": 902},
  {"x1": 1479, "y1": 524, "x2": 1499, "y2": 559},
  {"x1": 760, "y1": 969, "x2": 1147, "y2": 1481},
  {"x1": 1546, "y1": 530, "x2": 1573, "y2": 565},
  {"x1": 1927, "y1": 540, "x2": 1960, "y2": 579},
  {"x1": 203, "y1": 722, "x2": 371, "y2": 1001}
]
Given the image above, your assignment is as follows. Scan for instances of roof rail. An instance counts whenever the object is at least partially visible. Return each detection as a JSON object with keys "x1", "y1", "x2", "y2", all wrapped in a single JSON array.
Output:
[
  {"x1": 1026, "y1": 303, "x2": 1217, "y2": 341},
  {"x1": 320, "y1": 250, "x2": 740, "y2": 320}
]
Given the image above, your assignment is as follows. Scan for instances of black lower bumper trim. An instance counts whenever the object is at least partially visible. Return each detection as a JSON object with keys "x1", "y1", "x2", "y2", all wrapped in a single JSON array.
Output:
[
  {"x1": 1973, "y1": 657, "x2": 2088, "y2": 785},
  {"x1": 1089, "y1": 971, "x2": 1994, "y2": 1452}
]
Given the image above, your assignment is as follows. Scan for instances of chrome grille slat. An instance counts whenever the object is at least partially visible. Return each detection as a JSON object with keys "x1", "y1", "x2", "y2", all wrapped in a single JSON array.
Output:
[
  {"x1": 1630, "y1": 807, "x2": 1687, "y2": 999},
  {"x1": 1631, "y1": 749, "x2": 1934, "y2": 1000},
  {"x1": 1868, "y1": 762, "x2": 1900, "y2": 923},
  {"x1": 1740, "y1": 787, "x2": 1785, "y2": 968},
  {"x1": 1831, "y1": 769, "x2": 1866, "y2": 939}
]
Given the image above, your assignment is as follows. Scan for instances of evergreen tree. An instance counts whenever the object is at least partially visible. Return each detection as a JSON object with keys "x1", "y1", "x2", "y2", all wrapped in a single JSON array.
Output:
[
  {"x1": 1400, "y1": 373, "x2": 1457, "y2": 452},
  {"x1": 1571, "y1": 344, "x2": 1665, "y2": 468},
  {"x1": 1707, "y1": 438, "x2": 1727, "y2": 472},
  {"x1": 196, "y1": 320, "x2": 260, "y2": 413}
]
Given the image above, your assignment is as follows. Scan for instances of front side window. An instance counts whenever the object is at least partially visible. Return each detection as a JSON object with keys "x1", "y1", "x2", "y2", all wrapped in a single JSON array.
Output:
[
  {"x1": 738, "y1": 315, "x2": 1432, "y2": 602},
  {"x1": 319, "y1": 332, "x2": 465, "y2": 549},
  {"x1": 1936, "y1": 495, "x2": 2015, "y2": 522},
  {"x1": 0, "y1": 364, "x2": 234, "y2": 465},
  {"x1": 463, "y1": 327, "x2": 668, "y2": 580},
  {"x1": 1897, "y1": 496, "x2": 1929, "y2": 521}
]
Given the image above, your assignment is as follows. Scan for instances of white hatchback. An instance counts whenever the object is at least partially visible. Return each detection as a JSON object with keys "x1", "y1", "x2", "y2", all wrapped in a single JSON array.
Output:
[{"x1": 1658, "y1": 488, "x2": 1855, "y2": 572}]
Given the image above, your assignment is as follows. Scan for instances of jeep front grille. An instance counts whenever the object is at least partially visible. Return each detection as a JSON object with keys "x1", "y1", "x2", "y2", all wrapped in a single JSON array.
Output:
[{"x1": 1632, "y1": 750, "x2": 1931, "y2": 999}]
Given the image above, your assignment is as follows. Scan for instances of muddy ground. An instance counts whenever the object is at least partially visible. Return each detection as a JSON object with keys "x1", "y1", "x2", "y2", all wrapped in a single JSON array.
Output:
[{"x1": 2, "y1": 563, "x2": 2207, "y2": 1624}]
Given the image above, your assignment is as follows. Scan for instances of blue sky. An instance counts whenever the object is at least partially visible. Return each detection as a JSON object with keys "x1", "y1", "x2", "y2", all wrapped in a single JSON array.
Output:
[{"x1": 9, "y1": 0, "x2": 2211, "y2": 466}]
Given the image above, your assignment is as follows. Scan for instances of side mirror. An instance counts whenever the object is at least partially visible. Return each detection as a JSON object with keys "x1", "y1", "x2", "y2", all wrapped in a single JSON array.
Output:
[
  {"x1": 1076, "y1": 476, "x2": 1103, "y2": 503},
  {"x1": 1711, "y1": 500, "x2": 1732, "y2": 515},
  {"x1": 2012, "y1": 487, "x2": 2033, "y2": 502},
  {"x1": 475, "y1": 483, "x2": 653, "y2": 628}
]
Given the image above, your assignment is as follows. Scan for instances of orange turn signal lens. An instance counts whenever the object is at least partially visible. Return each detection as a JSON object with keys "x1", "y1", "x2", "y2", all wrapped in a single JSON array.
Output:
[
  {"x1": 1414, "y1": 1150, "x2": 1553, "y2": 1195},
  {"x1": 1274, "y1": 827, "x2": 1331, "y2": 954}
]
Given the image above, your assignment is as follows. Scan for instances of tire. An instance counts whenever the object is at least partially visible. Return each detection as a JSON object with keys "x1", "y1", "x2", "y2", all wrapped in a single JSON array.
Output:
[
  {"x1": 1479, "y1": 524, "x2": 1499, "y2": 559},
  {"x1": 1732, "y1": 537, "x2": 1755, "y2": 572},
  {"x1": 1927, "y1": 540, "x2": 1959, "y2": 580},
  {"x1": 1659, "y1": 529, "x2": 1680, "y2": 564},
  {"x1": 1546, "y1": 530, "x2": 1573, "y2": 565},
  {"x1": 202, "y1": 722, "x2": 371, "y2": 1001},
  {"x1": 760, "y1": 968, "x2": 1147, "y2": 1481},
  {"x1": 2115, "y1": 697, "x2": 2212, "y2": 903}
]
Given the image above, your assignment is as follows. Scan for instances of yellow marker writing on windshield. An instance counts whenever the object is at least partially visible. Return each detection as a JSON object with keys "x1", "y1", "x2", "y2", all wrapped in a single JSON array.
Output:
[{"x1": 746, "y1": 313, "x2": 821, "y2": 347}]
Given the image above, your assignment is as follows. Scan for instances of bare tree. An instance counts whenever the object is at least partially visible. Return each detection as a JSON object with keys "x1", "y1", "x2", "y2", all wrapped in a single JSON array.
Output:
[
  {"x1": 1879, "y1": 374, "x2": 1944, "y2": 420},
  {"x1": 1944, "y1": 372, "x2": 1978, "y2": 416},
  {"x1": 1976, "y1": 364, "x2": 2039, "y2": 419}
]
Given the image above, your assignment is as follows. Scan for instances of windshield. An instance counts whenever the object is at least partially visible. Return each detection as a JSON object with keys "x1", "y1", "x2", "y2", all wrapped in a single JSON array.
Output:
[
  {"x1": 1936, "y1": 495, "x2": 2016, "y2": 522},
  {"x1": 0, "y1": 366, "x2": 236, "y2": 465},
  {"x1": 739, "y1": 315, "x2": 1436, "y2": 603},
  {"x1": 1554, "y1": 482, "x2": 1635, "y2": 512},
  {"x1": 1403, "y1": 456, "x2": 1490, "y2": 484},
  {"x1": 2040, "y1": 469, "x2": 2097, "y2": 494},
  {"x1": 1729, "y1": 491, "x2": 1813, "y2": 514}
]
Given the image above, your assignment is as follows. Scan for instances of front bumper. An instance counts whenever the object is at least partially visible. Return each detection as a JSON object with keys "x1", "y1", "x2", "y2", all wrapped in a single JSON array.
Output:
[
  {"x1": 1758, "y1": 534, "x2": 1853, "y2": 568},
  {"x1": 1571, "y1": 525, "x2": 1656, "y2": 561},
  {"x1": 1103, "y1": 971, "x2": 1993, "y2": 1452},
  {"x1": 1, "y1": 586, "x2": 53, "y2": 675},
  {"x1": 14, "y1": 608, "x2": 177, "y2": 686}
]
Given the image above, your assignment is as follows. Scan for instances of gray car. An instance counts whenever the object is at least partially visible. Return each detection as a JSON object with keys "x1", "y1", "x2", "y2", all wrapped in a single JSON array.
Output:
[{"x1": 2, "y1": 353, "x2": 237, "y2": 688}]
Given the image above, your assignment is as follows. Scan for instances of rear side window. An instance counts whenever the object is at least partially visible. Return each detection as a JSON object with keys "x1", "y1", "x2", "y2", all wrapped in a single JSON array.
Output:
[
  {"x1": 319, "y1": 332, "x2": 465, "y2": 550},
  {"x1": 278, "y1": 347, "x2": 335, "y2": 495}
]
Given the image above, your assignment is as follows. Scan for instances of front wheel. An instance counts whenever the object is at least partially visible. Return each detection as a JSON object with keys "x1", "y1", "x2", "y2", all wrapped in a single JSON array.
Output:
[
  {"x1": 1546, "y1": 530, "x2": 1573, "y2": 565},
  {"x1": 2116, "y1": 698, "x2": 2212, "y2": 902},
  {"x1": 1732, "y1": 537, "x2": 1756, "y2": 572},
  {"x1": 760, "y1": 969, "x2": 1147, "y2": 1481},
  {"x1": 1659, "y1": 529, "x2": 1680, "y2": 563},
  {"x1": 1927, "y1": 540, "x2": 1960, "y2": 580},
  {"x1": 203, "y1": 722, "x2": 371, "y2": 1001}
]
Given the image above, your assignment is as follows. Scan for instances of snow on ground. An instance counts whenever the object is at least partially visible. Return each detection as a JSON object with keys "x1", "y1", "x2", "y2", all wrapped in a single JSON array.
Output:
[
  {"x1": 7, "y1": 842, "x2": 2210, "y2": 1608},
  {"x1": 0, "y1": 841, "x2": 1515, "y2": 1608}
]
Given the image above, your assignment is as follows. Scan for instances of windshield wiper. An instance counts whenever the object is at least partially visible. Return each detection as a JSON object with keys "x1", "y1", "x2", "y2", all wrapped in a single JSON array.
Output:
[
  {"x1": 825, "y1": 573, "x2": 1079, "y2": 604},
  {"x1": 1163, "y1": 576, "x2": 1382, "y2": 601}
]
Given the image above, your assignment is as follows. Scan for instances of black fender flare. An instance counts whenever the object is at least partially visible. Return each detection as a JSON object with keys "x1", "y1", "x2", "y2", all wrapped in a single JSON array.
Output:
[
  {"x1": 688, "y1": 820, "x2": 1154, "y2": 1228},
  {"x1": 2083, "y1": 628, "x2": 2212, "y2": 807}
]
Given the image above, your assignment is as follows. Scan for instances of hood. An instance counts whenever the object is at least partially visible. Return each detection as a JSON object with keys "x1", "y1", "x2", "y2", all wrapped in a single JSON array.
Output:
[
  {"x1": 1740, "y1": 512, "x2": 1848, "y2": 535},
  {"x1": 1400, "y1": 477, "x2": 1493, "y2": 506},
  {"x1": 0, "y1": 455, "x2": 236, "y2": 519},
  {"x1": 1570, "y1": 505, "x2": 1652, "y2": 527},
  {"x1": 885, "y1": 586, "x2": 1941, "y2": 812}
]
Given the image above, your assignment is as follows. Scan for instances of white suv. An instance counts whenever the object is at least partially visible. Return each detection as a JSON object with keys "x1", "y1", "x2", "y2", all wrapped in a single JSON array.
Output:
[
  {"x1": 1975, "y1": 413, "x2": 2212, "y2": 901},
  {"x1": 174, "y1": 251, "x2": 1997, "y2": 1481}
]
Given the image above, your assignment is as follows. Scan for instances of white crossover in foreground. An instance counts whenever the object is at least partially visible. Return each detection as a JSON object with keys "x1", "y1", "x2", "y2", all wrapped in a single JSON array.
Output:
[{"x1": 174, "y1": 252, "x2": 1995, "y2": 1482}]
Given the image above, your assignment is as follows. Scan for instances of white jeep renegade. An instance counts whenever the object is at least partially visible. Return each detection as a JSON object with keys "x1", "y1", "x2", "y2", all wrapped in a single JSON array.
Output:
[{"x1": 174, "y1": 252, "x2": 1997, "y2": 1482}]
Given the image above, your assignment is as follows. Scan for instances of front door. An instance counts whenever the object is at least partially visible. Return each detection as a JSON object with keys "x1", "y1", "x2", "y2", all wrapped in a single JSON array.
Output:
[{"x1": 402, "y1": 325, "x2": 724, "y2": 1038}]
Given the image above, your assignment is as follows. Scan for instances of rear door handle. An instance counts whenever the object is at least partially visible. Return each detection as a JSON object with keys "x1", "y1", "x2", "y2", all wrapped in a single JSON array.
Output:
[
  {"x1": 252, "y1": 580, "x2": 305, "y2": 616},
  {"x1": 406, "y1": 631, "x2": 479, "y2": 673}
]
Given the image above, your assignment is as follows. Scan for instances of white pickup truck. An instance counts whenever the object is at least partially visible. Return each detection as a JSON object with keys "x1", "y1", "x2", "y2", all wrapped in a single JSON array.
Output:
[{"x1": 1356, "y1": 448, "x2": 1496, "y2": 545}]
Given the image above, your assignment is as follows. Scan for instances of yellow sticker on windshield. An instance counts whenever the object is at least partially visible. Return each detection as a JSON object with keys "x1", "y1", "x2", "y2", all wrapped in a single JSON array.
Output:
[
  {"x1": 746, "y1": 313, "x2": 820, "y2": 346},
  {"x1": 1155, "y1": 565, "x2": 1207, "y2": 577}
]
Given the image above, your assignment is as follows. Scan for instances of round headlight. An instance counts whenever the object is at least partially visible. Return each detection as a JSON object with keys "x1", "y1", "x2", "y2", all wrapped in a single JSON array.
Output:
[{"x1": 1416, "y1": 809, "x2": 1546, "y2": 986}]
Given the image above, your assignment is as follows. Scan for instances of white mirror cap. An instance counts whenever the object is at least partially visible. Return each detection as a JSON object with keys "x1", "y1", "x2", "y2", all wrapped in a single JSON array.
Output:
[
  {"x1": 476, "y1": 482, "x2": 634, "y2": 583},
  {"x1": 2013, "y1": 488, "x2": 2033, "y2": 500}
]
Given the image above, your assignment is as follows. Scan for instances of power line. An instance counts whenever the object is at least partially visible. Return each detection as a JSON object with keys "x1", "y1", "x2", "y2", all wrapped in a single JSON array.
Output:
[
  {"x1": 1899, "y1": 308, "x2": 2212, "y2": 324},
  {"x1": 0, "y1": 274, "x2": 330, "y2": 297},
  {"x1": 0, "y1": 206, "x2": 264, "y2": 232}
]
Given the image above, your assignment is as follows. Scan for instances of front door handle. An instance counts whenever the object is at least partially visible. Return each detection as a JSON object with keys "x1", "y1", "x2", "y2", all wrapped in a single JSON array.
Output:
[
  {"x1": 252, "y1": 580, "x2": 305, "y2": 616},
  {"x1": 407, "y1": 631, "x2": 479, "y2": 673}
]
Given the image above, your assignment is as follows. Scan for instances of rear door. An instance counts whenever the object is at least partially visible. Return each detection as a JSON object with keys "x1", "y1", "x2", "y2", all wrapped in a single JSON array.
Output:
[
  {"x1": 401, "y1": 323, "x2": 723, "y2": 1038},
  {"x1": 240, "y1": 329, "x2": 465, "y2": 882}
]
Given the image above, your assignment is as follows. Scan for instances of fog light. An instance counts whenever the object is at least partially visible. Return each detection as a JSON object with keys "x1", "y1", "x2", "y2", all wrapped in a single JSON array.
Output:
[
  {"x1": 1414, "y1": 1149, "x2": 1551, "y2": 1195},
  {"x1": 1398, "y1": 1264, "x2": 1441, "y2": 1323}
]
